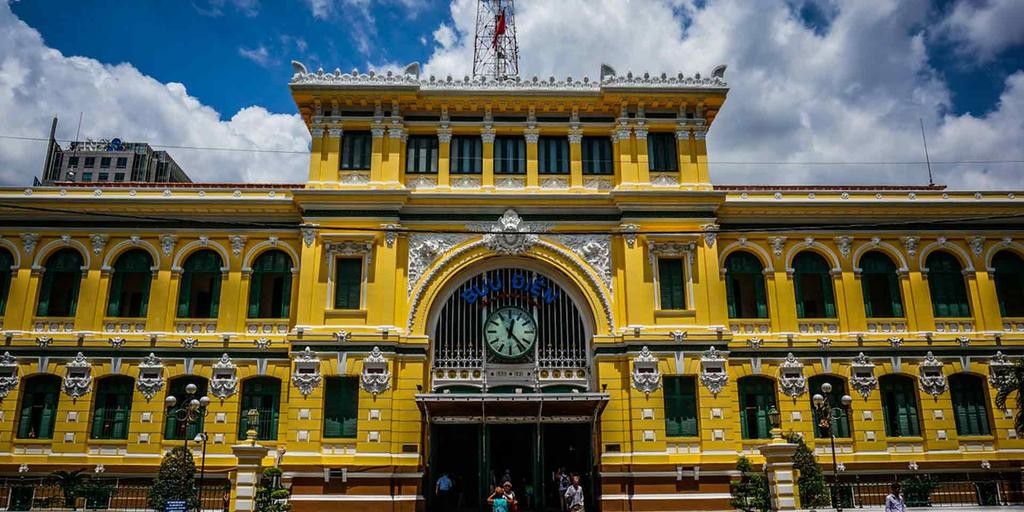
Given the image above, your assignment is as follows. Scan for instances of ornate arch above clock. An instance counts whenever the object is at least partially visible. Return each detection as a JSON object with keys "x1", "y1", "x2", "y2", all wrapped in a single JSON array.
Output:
[{"x1": 427, "y1": 258, "x2": 594, "y2": 392}]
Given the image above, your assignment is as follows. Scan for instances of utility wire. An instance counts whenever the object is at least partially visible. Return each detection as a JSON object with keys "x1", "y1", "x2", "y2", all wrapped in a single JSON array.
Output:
[
  {"x1": 1, "y1": 202, "x2": 1023, "y2": 236},
  {"x1": 1, "y1": 134, "x2": 1023, "y2": 165}
]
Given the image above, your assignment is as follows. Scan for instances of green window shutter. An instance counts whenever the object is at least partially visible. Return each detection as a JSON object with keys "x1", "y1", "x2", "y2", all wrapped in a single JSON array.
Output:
[
  {"x1": 334, "y1": 258, "x2": 363, "y2": 309},
  {"x1": 91, "y1": 400, "x2": 107, "y2": 438},
  {"x1": 888, "y1": 273, "x2": 904, "y2": 317},
  {"x1": 280, "y1": 273, "x2": 292, "y2": 318},
  {"x1": 882, "y1": 377, "x2": 920, "y2": 437},
  {"x1": 106, "y1": 270, "x2": 124, "y2": 317},
  {"x1": 0, "y1": 249, "x2": 13, "y2": 315},
  {"x1": 39, "y1": 387, "x2": 58, "y2": 439},
  {"x1": 822, "y1": 273, "x2": 836, "y2": 318},
  {"x1": 951, "y1": 375, "x2": 990, "y2": 436},
  {"x1": 658, "y1": 258, "x2": 685, "y2": 310},
  {"x1": 927, "y1": 252, "x2": 970, "y2": 318},
  {"x1": 247, "y1": 273, "x2": 262, "y2": 318},
  {"x1": 793, "y1": 273, "x2": 806, "y2": 318},
  {"x1": 176, "y1": 272, "x2": 192, "y2": 317},
  {"x1": 36, "y1": 269, "x2": 55, "y2": 316},
  {"x1": 739, "y1": 378, "x2": 776, "y2": 440},
  {"x1": 209, "y1": 273, "x2": 222, "y2": 318},
  {"x1": 663, "y1": 377, "x2": 697, "y2": 437},
  {"x1": 725, "y1": 274, "x2": 738, "y2": 318},
  {"x1": 17, "y1": 394, "x2": 34, "y2": 438},
  {"x1": 793, "y1": 252, "x2": 836, "y2": 318},
  {"x1": 324, "y1": 377, "x2": 359, "y2": 438}
]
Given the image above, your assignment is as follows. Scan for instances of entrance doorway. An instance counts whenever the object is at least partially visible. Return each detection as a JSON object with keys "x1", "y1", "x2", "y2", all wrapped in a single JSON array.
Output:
[{"x1": 428, "y1": 423, "x2": 594, "y2": 512}]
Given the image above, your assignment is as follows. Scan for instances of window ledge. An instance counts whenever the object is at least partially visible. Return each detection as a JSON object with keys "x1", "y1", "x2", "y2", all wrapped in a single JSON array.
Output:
[
  {"x1": 654, "y1": 309, "x2": 696, "y2": 318},
  {"x1": 326, "y1": 309, "x2": 368, "y2": 320},
  {"x1": 665, "y1": 436, "x2": 701, "y2": 441},
  {"x1": 958, "y1": 435, "x2": 995, "y2": 441},
  {"x1": 885, "y1": 436, "x2": 924, "y2": 442},
  {"x1": 813, "y1": 437, "x2": 853, "y2": 442},
  {"x1": 14, "y1": 439, "x2": 55, "y2": 444},
  {"x1": 89, "y1": 439, "x2": 129, "y2": 445}
]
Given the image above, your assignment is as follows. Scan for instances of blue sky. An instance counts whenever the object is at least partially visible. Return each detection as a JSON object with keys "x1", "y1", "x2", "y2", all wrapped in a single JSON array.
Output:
[{"x1": 2, "y1": 0, "x2": 1023, "y2": 187}]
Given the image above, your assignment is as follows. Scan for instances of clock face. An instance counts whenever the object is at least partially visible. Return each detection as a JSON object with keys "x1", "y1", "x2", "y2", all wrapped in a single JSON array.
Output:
[{"x1": 484, "y1": 306, "x2": 537, "y2": 358}]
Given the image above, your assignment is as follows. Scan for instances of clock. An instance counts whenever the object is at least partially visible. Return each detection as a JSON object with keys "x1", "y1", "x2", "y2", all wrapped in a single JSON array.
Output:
[{"x1": 484, "y1": 306, "x2": 537, "y2": 358}]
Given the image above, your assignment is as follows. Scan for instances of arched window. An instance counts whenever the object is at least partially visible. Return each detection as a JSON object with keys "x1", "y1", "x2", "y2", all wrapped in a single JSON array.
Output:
[
  {"x1": 107, "y1": 250, "x2": 153, "y2": 318},
  {"x1": 993, "y1": 251, "x2": 1024, "y2": 317},
  {"x1": 36, "y1": 248, "x2": 84, "y2": 317},
  {"x1": 861, "y1": 251, "x2": 904, "y2": 318},
  {"x1": 808, "y1": 375, "x2": 851, "y2": 438},
  {"x1": 880, "y1": 375, "x2": 920, "y2": 437},
  {"x1": 16, "y1": 374, "x2": 61, "y2": 439},
  {"x1": 247, "y1": 250, "x2": 293, "y2": 319},
  {"x1": 177, "y1": 250, "x2": 222, "y2": 318},
  {"x1": 926, "y1": 251, "x2": 970, "y2": 318},
  {"x1": 725, "y1": 252, "x2": 768, "y2": 319},
  {"x1": 949, "y1": 374, "x2": 991, "y2": 436},
  {"x1": 164, "y1": 376, "x2": 208, "y2": 440},
  {"x1": 793, "y1": 252, "x2": 835, "y2": 318},
  {"x1": 238, "y1": 377, "x2": 280, "y2": 440},
  {"x1": 90, "y1": 376, "x2": 134, "y2": 439},
  {"x1": 738, "y1": 376, "x2": 777, "y2": 439},
  {"x1": 0, "y1": 248, "x2": 14, "y2": 315}
]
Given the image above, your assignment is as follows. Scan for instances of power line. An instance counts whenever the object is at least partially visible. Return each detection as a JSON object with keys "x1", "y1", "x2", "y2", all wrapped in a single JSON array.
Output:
[
  {"x1": 0, "y1": 134, "x2": 1022, "y2": 165},
  {"x1": 1, "y1": 202, "x2": 1022, "y2": 236}
]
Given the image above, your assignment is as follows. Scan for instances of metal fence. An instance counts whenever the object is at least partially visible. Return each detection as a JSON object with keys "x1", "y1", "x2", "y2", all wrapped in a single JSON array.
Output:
[
  {"x1": 830, "y1": 476, "x2": 1024, "y2": 508},
  {"x1": 0, "y1": 480, "x2": 229, "y2": 511}
]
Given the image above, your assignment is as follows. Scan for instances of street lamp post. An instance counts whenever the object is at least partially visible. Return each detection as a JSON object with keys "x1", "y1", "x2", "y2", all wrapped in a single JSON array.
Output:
[
  {"x1": 812, "y1": 382, "x2": 853, "y2": 512},
  {"x1": 193, "y1": 432, "x2": 209, "y2": 512},
  {"x1": 164, "y1": 383, "x2": 211, "y2": 448}
]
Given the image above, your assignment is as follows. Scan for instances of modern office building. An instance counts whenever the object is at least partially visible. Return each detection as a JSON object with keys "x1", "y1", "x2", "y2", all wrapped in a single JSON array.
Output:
[
  {"x1": 40, "y1": 138, "x2": 191, "y2": 185},
  {"x1": 0, "y1": 62, "x2": 1021, "y2": 512}
]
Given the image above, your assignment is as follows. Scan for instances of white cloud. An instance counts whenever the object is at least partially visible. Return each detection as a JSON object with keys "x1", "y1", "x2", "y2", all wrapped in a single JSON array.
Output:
[
  {"x1": 0, "y1": 2, "x2": 309, "y2": 185},
  {"x1": 418, "y1": 0, "x2": 1024, "y2": 188},
  {"x1": 936, "y1": 0, "x2": 1024, "y2": 62},
  {"x1": 238, "y1": 44, "x2": 272, "y2": 67}
]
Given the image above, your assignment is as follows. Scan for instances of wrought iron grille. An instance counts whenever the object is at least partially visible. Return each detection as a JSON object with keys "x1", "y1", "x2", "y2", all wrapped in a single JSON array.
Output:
[{"x1": 432, "y1": 267, "x2": 588, "y2": 371}]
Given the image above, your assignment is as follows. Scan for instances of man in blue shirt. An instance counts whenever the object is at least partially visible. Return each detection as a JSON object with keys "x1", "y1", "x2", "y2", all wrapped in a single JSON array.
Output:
[{"x1": 436, "y1": 473, "x2": 453, "y2": 511}]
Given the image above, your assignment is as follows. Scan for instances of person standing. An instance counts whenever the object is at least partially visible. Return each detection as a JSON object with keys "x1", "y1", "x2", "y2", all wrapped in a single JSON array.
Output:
[
  {"x1": 554, "y1": 468, "x2": 570, "y2": 512},
  {"x1": 502, "y1": 481, "x2": 518, "y2": 512},
  {"x1": 435, "y1": 472, "x2": 453, "y2": 511},
  {"x1": 564, "y1": 474, "x2": 585, "y2": 512},
  {"x1": 885, "y1": 482, "x2": 906, "y2": 512},
  {"x1": 488, "y1": 485, "x2": 510, "y2": 512}
]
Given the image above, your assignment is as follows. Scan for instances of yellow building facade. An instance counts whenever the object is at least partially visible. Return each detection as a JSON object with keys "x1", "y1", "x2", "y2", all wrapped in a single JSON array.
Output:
[{"x1": 0, "y1": 64, "x2": 1022, "y2": 512}]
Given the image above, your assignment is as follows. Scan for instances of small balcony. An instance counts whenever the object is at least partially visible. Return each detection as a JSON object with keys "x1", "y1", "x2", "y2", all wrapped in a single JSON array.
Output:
[
  {"x1": 729, "y1": 319, "x2": 771, "y2": 335},
  {"x1": 798, "y1": 318, "x2": 839, "y2": 335},
  {"x1": 934, "y1": 317, "x2": 975, "y2": 333},
  {"x1": 866, "y1": 318, "x2": 907, "y2": 333},
  {"x1": 32, "y1": 317, "x2": 75, "y2": 333},
  {"x1": 102, "y1": 317, "x2": 147, "y2": 334}
]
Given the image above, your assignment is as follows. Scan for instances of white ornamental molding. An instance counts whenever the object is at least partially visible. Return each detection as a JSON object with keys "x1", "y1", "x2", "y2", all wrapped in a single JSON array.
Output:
[
  {"x1": 956, "y1": 336, "x2": 971, "y2": 347},
  {"x1": 621, "y1": 224, "x2": 639, "y2": 249},
  {"x1": 918, "y1": 351, "x2": 947, "y2": 396},
  {"x1": 835, "y1": 236, "x2": 853, "y2": 259},
  {"x1": 159, "y1": 235, "x2": 178, "y2": 257},
  {"x1": 551, "y1": 235, "x2": 612, "y2": 290},
  {"x1": 301, "y1": 226, "x2": 318, "y2": 248},
  {"x1": 90, "y1": 234, "x2": 109, "y2": 255},
  {"x1": 989, "y1": 351, "x2": 1014, "y2": 389},
  {"x1": 334, "y1": 330, "x2": 352, "y2": 342},
  {"x1": 901, "y1": 236, "x2": 920, "y2": 257},
  {"x1": 747, "y1": 338, "x2": 764, "y2": 350},
  {"x1": 888, "y1": 337, "x2": 904, "y2": 348},
  {"x1": 768, "y1": 236, "x2": 787, "y2": 258},
  {"x1": 631, "y1": 346, "x2": 662, "y2": 396},
  {"x1": 383, "y1": 224, "x2": 401, "y2": 248},
  {"x1": 181, "y1": 337, "x2": 199, "y2": 349},
  {"x1": 108, "y1": 337, "x2": 126, "y2": 348},
  {"x1": 0, "y1": 351, "x2": 19, "y2": 399},
  {"x1": 817, "y1": 337, "x2": 833, "y2": 349},
  {"x1": 21, "y1": 233, "x2": 40, "y2": 255},
  {"x1": 36, "y1": 336, "x2": 53, "y2": 347},
  {"x1": 670, "y1": 330, "x2": 687, "y2": 343},
  {"x1": 253, "y1": 337, "x2": 272, "y2": 349},
  {"x1": 967, "y1": 236, "x2": 986, "y2": 257},
  {"x1": 360, "y1": 347, "x2": 391, "y2": 396},
  {"x1": 849, "y1": 352, "x2": 877, "y2": 399},
  {"x1": 229, "y1": 235, "x2": 247, "y2": 257},
  {"x1": 778, "y1": 353, "x2": 807, "y2": 398},
  {"x1": 136, "y1": 353, "x2": 165, "y2": 400},
  {"x1": 647, "y1": 240, "x2": 697, "y2": 273},
  {"x1": 291, "y1": 347, "x2": 322, "y2": 398},
  {"x1": 701, "y1": 224, "x2": 719, "y2": 248},
  {"x1": 471, "y1": 209, "x2": 548, "y2": 256},
  {"x1": 63, "y1": 352, "x2": 92, "y2": 399},
  {"x1": 326, "y1": 240, "x2": 374, "y2": 266},
  {"x1": 700, "y1": 346, "x2": 729, "y2": 396},
  {"x1": 406, "y1": 233, "x2": 471, "y2": 295},
  {"x1": 210, "y1": 353, "x2": 238, "y2": 399}
]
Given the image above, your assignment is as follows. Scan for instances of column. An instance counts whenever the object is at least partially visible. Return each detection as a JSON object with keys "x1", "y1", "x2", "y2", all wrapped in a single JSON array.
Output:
[
  {"x1": 634, "y1": 121, "x2": 650, "y2": 186},
  {"x1": 323, "y1": 128, "x2": 342, "y2": 183},
  {"x1": 759, "y1": 440, "x2": 801, "y2": 512},
  {"x1": 437, "y1": 127, "x2": 452, "y2": 188},
  {"x1": 568, "y1": 127, "x2": 583, "y2": 189},
  {"x1": 677, "y1": 126, "x2": 698, "y2": 186},
  {"x1": 306, "y1": 127, "x2": 325, "y2": 184},
  {"x1": 614, "y1": 121, "x2": 636, "y2": 188},
  {"x1": 482, "y1": 126, "x2": 496, "y2": 188},
  {"x1": 369, "y1": 124, "x2": 385, "y2": 184},
  {"x1": 525, "y1": 128, "x2": 539, "y2": 188},
  {"x1": 694, "y1": 128, "x2": 710, "y2": 184},
  {"x1": 231, "y1": 443, "x2": 271, "y2": 512},
  {"x1": 384, "y1": 124, "x2": 404, "y2": 186}
]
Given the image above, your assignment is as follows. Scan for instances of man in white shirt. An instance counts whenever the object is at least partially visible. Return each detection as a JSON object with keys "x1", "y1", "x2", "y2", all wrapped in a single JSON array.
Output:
[
  {"x1": 564, "y1": 474, "x2": 585, "y2": 512},
  {"x1": 885, "y1": 482, "x2": 906, "y2": 512}
]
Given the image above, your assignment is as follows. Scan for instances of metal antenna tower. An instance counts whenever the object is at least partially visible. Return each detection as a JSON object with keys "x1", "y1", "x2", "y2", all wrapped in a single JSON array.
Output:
[{"x1": 472, "y1": 0, "x2": 519, "y2": 80}]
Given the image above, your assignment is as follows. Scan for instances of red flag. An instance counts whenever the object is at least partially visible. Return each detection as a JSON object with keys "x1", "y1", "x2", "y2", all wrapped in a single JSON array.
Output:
[{"x1": 492, "y1": 10, "x2": 506, "y2": 48}]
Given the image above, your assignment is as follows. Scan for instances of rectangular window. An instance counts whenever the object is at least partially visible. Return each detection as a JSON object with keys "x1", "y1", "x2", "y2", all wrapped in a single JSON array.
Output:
[
  {"x1": 100, "y1": 157, "x2": 111, "y2": 168},
  {"x1": 658, "y1": 258, "x2": 686, "y2": 310},
  {"x1": 98, "y1": 172, "x2": 109, "y2": 181},
  {"x1": 405, "y1": 135, "x2": 439, "y2": 174},
  {"x1": 84, "y1": 157, "x2": 95, "y2": 168},
  {"x1": 115, "y1": 157, "x2": 128, "y2": 168},
  {"x1": 334, "y1": 257, "x2": 363, "y2": 309},
  {"x1": 450, "y1": 136, "x2": 482, "y2": 174},
  {"x1": 82, "y1": 172, "x2": 93, "y2": 181},
  {"x1": 538, "y1": 136, "x2": 570, "y2": 174},
  {"x1": 113, "y1": 173, "x2": 125, "y2": 182},
  {"x1": 493, "y1": 136, "x2": 526, "y2": 174},
  {"x1": 582, "y1": 136, "x2": 613, "y2": 175},
  {"x1": 68, "y1": 156, "x2": 79, "y2": 168},
  {"x1": 664, "y1": 376, "x2": 698, "y2": 436},
  {"x1": 323, "y1": 377, "x2": 359, "y2": 438},
  {"x1": 647, "y1": 132, "x2": 679, "y2": 172},
  {"x1": 340, "y1": 131, "x2": 373, "y2": 170}
]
